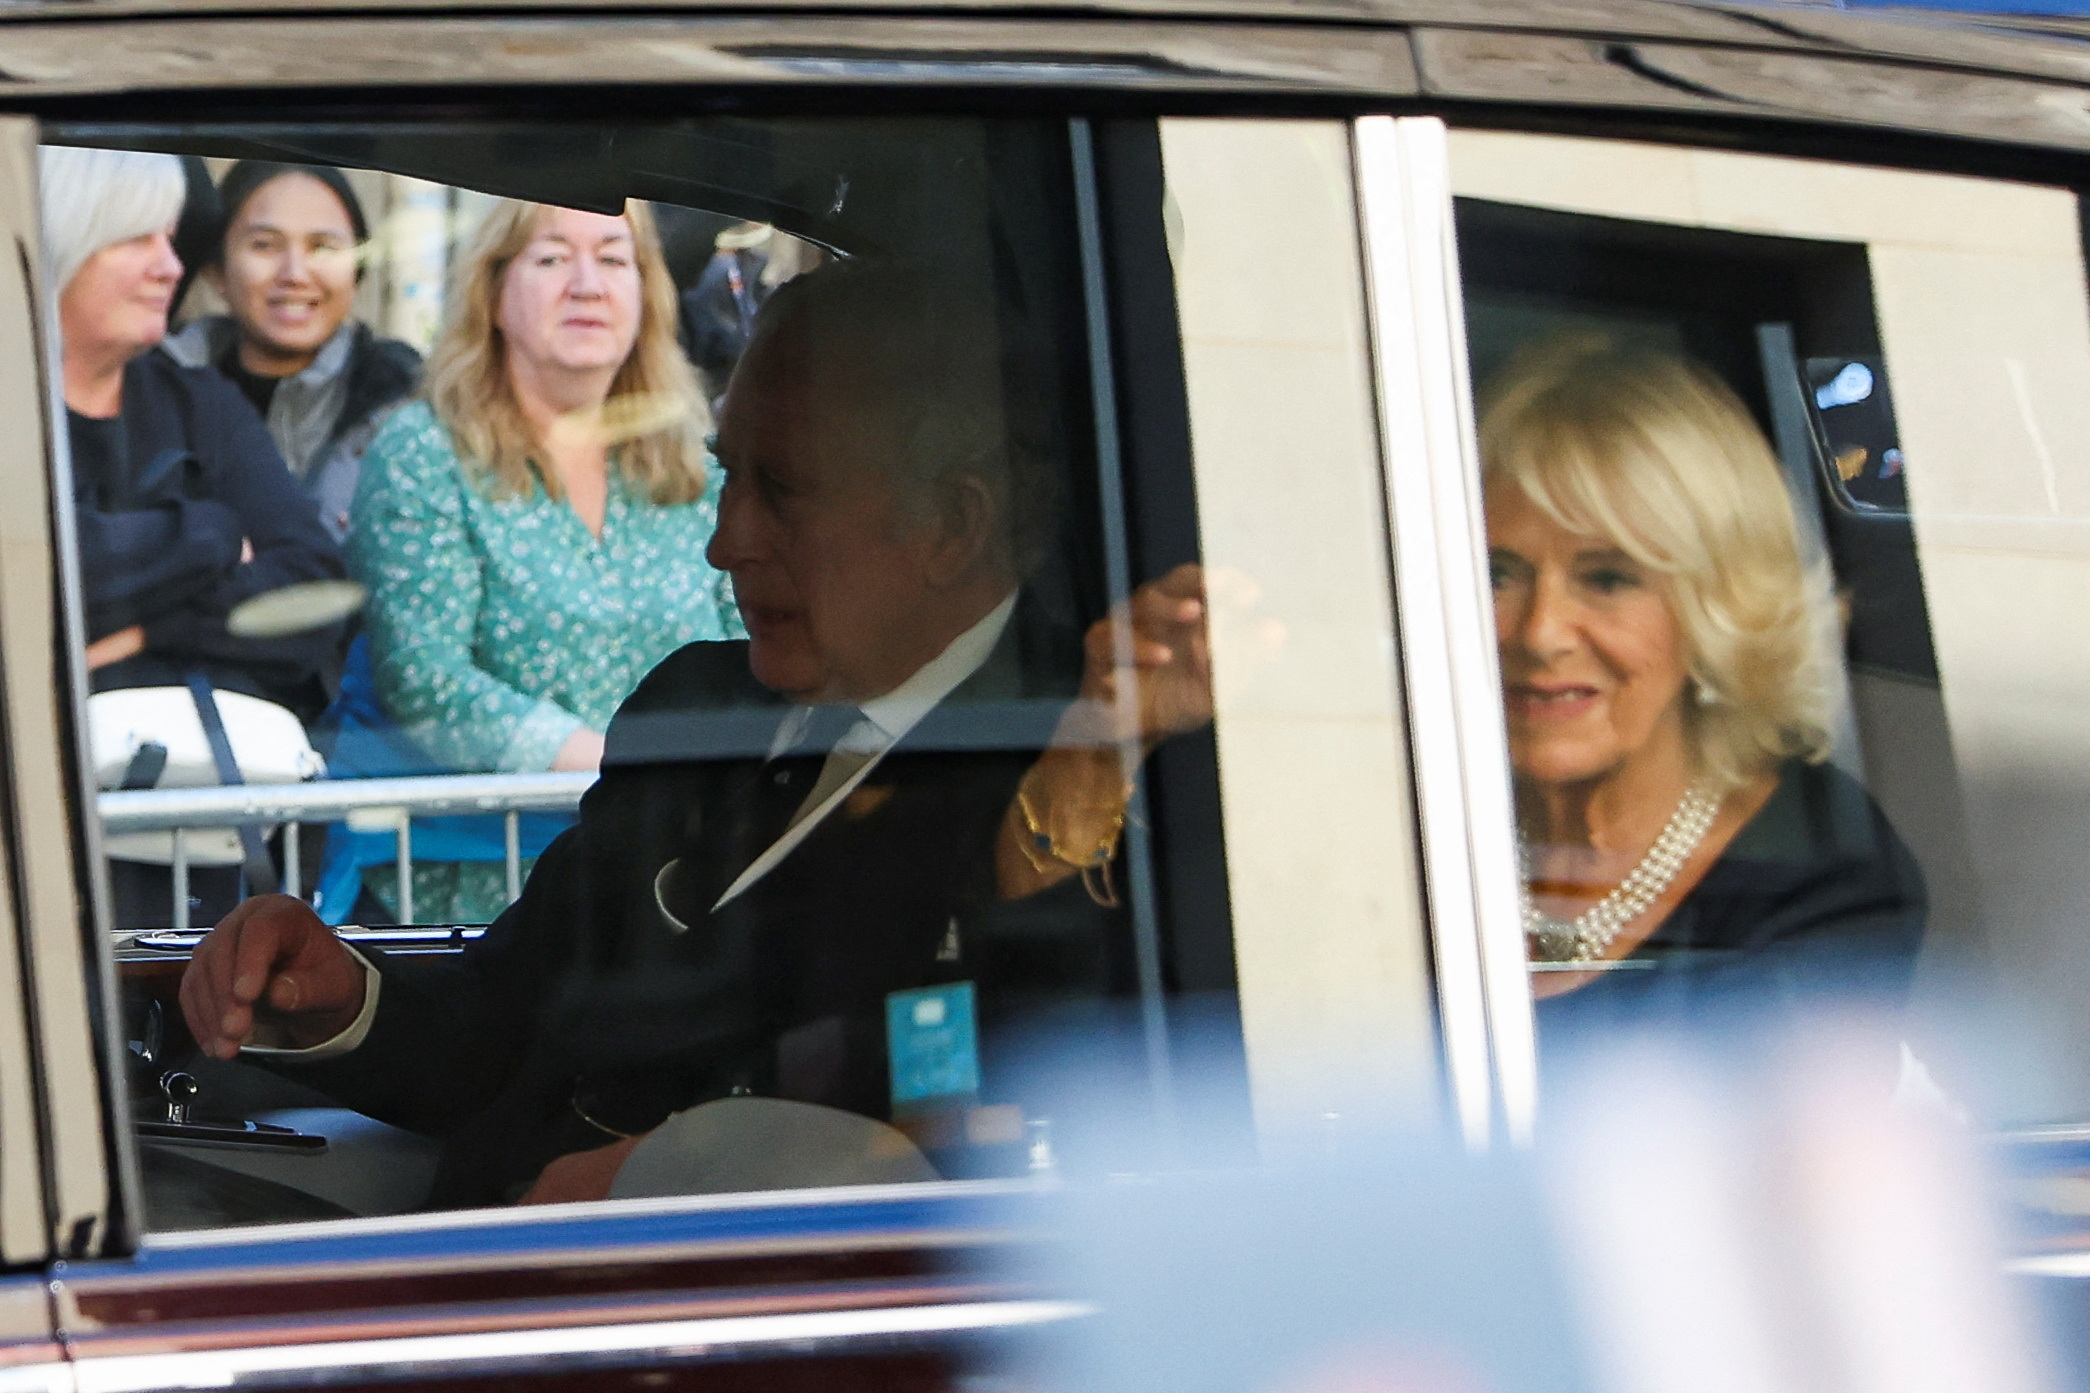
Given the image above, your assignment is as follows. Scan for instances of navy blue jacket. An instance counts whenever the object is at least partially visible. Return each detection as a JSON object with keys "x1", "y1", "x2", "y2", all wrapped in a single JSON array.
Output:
[{"x1": 71, "y1": 351, "x2": 347, "y2": 718}]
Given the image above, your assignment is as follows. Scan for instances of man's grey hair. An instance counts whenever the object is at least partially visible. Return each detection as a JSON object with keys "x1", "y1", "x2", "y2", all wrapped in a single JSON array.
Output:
[
  {"x1": 38, "y1": 146, "x2": 185, "y2": 298},
  {"x1": 735, "y1": 260, "x2": 1062, "y2": 579}
]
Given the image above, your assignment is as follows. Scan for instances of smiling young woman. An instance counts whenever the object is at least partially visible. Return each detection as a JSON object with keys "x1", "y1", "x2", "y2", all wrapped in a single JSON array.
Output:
[
  {"x1": 1479, "y1": 337, "x2": 1926, "y2": 1024},
  {"x1": 159, "y1": 162, "x2": 421, "y2": 542}
]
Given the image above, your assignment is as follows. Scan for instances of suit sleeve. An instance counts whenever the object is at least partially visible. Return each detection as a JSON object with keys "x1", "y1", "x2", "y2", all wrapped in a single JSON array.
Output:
[
  {"x1": 266, "y1": 777, "x2": 620, "y2": 1136},
  {"x1": 267, "y1": 645, "x2": 762, "y2": 1137}
]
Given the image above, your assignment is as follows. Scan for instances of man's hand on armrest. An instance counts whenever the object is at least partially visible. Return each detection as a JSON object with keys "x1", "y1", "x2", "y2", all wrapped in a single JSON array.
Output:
[{"x1": 179, "y1": 893, "x2": 368, "y2": 1060}]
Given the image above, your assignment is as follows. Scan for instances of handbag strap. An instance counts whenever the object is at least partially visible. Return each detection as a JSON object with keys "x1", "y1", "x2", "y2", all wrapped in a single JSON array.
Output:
[
  {"x1": 118, "y1": 742, "x2": 167, "y2": 790},
  {"x1": 183, "y1": 674, "x2": 280, "y2": 897}
]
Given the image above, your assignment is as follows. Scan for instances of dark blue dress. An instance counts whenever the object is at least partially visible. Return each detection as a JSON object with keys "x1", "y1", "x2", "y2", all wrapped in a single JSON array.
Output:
[{"x1": 1535, "y1": 758, "x2": 1928, "y2": 1046}]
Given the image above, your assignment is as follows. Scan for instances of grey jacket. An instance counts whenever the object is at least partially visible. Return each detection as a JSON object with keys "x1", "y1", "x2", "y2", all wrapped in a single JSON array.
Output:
[{"x1": 161, "y1": 316, "x2": 421, "y2": 541}]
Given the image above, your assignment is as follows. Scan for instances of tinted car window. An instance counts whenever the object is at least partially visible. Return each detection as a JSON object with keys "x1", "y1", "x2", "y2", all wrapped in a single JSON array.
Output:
[
  {"x1": 52, "y1": 117, "x2": 1253, "y2": 1228},
  {"x1": 1446, "y1": 131, "x2": 2090, "y2": 1123}
]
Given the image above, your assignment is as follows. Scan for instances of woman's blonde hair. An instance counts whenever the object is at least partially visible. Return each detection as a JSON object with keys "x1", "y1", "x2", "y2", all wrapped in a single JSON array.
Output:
[
  {"x1": 1479, "y1": 336, "x2": 1835, "y2": 790},
  {"x1": 422, "y1": 199, "x2": 708, "y2": 505}
]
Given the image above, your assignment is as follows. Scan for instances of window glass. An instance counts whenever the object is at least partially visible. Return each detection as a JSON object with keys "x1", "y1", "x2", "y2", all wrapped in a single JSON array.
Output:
[
  {"x1": 1446, "y1": 132, "x2": 2090, "y2": 1126},
  {"x1": 53, "y1": 117, "x2": 1251, "y2": 1228}
]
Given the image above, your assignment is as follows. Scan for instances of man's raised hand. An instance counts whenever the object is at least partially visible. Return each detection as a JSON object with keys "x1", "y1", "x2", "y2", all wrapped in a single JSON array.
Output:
[
  {"x1": 178, "y1": 894, "x2": 366, "y2": 1060},
  {"x1": 1082, "y1": 562, "x2": 1213, "y2": 751}
]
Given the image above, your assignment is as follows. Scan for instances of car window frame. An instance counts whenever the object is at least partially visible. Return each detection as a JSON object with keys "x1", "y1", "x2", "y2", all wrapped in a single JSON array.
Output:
[
  {"x1": 1434, "y1": 121, "x2": 2090, "y2": 1126},
  {"x1": 16, "y1": 92, "x2": 1456, "y2": 1321},
  {"x1": 1352, "y1": 113, "x2": 1534, "y2": 1148},
  {"x1": 0, "y1": 109, "x2": 126, "y2": 1270}
]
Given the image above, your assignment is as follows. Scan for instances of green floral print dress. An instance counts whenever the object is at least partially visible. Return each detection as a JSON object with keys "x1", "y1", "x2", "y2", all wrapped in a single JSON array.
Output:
[{"x1": 348, "y1": 400, "x2": 743, "y2": 924}]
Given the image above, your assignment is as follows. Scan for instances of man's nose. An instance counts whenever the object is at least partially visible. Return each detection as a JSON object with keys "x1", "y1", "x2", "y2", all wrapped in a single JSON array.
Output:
[
  {"x1": 278, "y1": 243, "x2": 311, "y2": 283},
  {"x1": 705, "y1": 476, "x2": 761, "y2": 574}
]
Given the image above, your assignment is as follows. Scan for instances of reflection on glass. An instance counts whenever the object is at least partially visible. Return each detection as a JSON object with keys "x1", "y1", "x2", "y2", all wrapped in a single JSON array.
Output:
[
  {"x1": 1481, "y1": 337, "x2": 1926, "y2": 1033},
  {"x1": 1808, "y1": 354, "x2": 1909, "y2": 515},
  {"x1": 70, "y1": 117, "x2": 1247, "y2": 1229}
]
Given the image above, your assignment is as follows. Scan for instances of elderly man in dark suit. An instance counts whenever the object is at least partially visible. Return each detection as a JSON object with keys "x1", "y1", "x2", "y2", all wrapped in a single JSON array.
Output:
[{"x1": 179, "y1": 262, "x2": 1212, "y2": 1208}]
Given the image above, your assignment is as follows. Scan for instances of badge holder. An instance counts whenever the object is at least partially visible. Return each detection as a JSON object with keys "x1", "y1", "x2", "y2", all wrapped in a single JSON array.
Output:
[{"x1": 886, "y1": 982, "x2": 1033, "y2": 1171}]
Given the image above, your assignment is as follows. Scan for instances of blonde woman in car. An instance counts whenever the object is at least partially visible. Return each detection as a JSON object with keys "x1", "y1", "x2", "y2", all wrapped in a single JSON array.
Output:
[
  {"x1": 1482, "y1": 337, "x2": 1925, "y2": 1033},
  {"x1": 349, "y1": 198, "x2": 742, "y2": 925}
]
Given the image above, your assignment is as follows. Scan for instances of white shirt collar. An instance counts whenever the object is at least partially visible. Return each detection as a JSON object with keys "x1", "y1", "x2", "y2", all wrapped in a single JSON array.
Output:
[
  {"x1": 859, "y1": 590, "x2": 1018, "y2": 744},
  {"x1": 768, "y1": 591, "x2": 1018, "y2": 757},
  {"x1": 697, "y1": 591, "x2": 1020, "y2": 915}
]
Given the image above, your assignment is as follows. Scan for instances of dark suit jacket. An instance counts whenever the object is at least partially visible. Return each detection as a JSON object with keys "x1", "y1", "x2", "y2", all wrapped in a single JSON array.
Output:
[{"x1": 283, "y1": 601, "x2": 1129, "y2": 1207}]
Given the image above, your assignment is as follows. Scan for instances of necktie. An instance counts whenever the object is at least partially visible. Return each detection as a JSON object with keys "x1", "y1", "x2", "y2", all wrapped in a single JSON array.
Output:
[
  {"x1": 741, "y1": 703, "x2": 862, "y2": 857},
  {"x1": 657, "y1": 704, "x2": 867, "y2": 930},
  {"x1": 787, "y1": 733, "x2": 880, "y2": 834}
]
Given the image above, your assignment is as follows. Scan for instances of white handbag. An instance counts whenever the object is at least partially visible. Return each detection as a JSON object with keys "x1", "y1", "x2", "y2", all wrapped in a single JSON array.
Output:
[{"x1": 89, "y1": 686, "x2": 325, "y2": 865}]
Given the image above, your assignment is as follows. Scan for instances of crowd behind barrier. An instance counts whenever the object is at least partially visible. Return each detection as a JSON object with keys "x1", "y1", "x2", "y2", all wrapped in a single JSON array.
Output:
[
  {"x1": 54, "y1": 148, "x2": 792, "y2": 931},
  {"x1": 98, "y1": 771, "x2": 595, "y2": 929},
  {"x1": 344, "y1": 196, "x2": 742, "y2": 924}
]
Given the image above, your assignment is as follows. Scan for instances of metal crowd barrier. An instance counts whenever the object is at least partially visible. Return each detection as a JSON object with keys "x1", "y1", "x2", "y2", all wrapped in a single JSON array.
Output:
[{"x1": 96, "y1": 772, "x2": 598, "y2": 929}]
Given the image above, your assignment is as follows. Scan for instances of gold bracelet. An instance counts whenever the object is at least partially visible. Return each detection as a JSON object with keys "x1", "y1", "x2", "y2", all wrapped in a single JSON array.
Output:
[{"x1": 1015, "y1": 772, "x2": 1132, "y2": 908}]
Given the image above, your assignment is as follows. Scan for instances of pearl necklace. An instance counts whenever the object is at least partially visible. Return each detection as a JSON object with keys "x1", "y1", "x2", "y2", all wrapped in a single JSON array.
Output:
[{"x1": 1522, "y1": 778, "x2": 1722, "y2": 964}]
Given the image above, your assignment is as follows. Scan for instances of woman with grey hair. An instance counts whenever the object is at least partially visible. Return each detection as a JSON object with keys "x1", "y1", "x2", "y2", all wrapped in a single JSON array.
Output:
[
  {"x1": 1483, "y1": 337, "x2": 1925, "y2": 1033},
  {"x1": 46, "y1": 145, "x2": 344, "y2": 924}
]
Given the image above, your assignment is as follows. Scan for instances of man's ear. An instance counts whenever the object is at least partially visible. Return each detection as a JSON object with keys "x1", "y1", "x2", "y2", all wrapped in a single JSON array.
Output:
[{"x1": 921, "y1": 472, "x2": 998, "y2": 590}]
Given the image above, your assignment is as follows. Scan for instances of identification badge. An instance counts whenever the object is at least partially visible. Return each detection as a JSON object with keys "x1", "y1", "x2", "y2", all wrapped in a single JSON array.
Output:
[{"x1": 886, "y1": 981, "x2": 980, "y2": 1112}]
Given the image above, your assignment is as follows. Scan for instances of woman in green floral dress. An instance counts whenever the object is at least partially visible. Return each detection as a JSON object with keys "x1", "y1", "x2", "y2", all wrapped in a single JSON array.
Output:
[{"x1": 348, "y1": 197, "x2": 742, "y2": 924}]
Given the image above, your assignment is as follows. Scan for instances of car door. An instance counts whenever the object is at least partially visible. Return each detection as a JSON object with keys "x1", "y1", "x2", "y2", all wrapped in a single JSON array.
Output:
[
  {"x1": 0, "y1": 18, "x2": 1451, "y2": 1391},
  {"x1": 1425, "y1": 120, "x2": 2090, "y2": 1127},
  {"x1": 26, "y1": 7, "x2": 2090, "y2": 1388}
]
